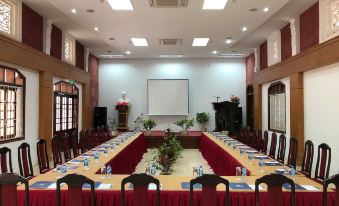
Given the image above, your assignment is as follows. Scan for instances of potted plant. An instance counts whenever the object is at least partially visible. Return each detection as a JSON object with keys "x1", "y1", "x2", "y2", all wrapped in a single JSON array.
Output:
[
  {"x1": 174, "y1": 118, "x2": 194, "y2": 136},
  {"x1": 143, "y1": 119, "x2": 156, "y2": 136},
  {"x1": 108, "y1": 118, "x2": 118, "y2": 136},
  {"x1": 148, "y1": 130, "x2": 183, "y2": 175},
  {"x1": 133, "y1": 113, "x2": 145, "y2": 131},
  {"x1": 196, "y1": 112, "x2": 210, "y2": 131}
]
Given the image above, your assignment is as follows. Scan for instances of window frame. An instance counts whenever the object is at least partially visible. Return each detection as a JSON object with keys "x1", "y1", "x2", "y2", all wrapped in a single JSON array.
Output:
[
  {"x1": 53, "y1": 81, "x2": 79, "y2": 136},
  {"x1": 0, "y1": 65, "x2": 26, "y2": 144},
  {"x1": 0, "y1": 0, "x2": 17, "y2": 38},
  {"x1": 268, "y1": 81, "x2": 286, "y2": 134},
  {"x1": 63, "y1": 38, "x2": 74, "y2": 64}
]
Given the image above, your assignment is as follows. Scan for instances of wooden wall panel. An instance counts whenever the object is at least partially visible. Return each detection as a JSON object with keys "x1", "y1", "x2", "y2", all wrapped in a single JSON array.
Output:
[
  {"x1": 76, "y1": 41, "x2": 85, "y2": 70},
  {"x1": 300, "y1": 2, "x2": 319, "y2": 52},
  {"x1": 253, "y1": 84, "x2": 262, "y2": 130},
  {"x1": 88, "y1": 53, "x2": 99, "y2": 126},
  {"x1": 246, "y1": 53, "x2": 255, "y2": 86},
  {"x1": 280, "y1": 23, "x2": 292, "y2": 61},
  {"x1": 260, "y1": 41, "x2": 268, "y2": 70},
  {"x1": 22, "y1": 3, "x2": 43, "y2": 51},
  {"x1": 50, "y1": 25, "x2": 62, "y2": 60}
]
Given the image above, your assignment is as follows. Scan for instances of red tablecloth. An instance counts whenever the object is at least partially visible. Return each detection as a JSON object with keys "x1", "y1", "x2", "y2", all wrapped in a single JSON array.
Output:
[
  {"x1": 199, "y1": 133, "x2": 251, "y2": 176},
  {"x1": 102, "y1": 133, "x2": 147, "y2": 174},
  {"x1": 17, "y1": 189, "x2": 336, "y2": 206}
]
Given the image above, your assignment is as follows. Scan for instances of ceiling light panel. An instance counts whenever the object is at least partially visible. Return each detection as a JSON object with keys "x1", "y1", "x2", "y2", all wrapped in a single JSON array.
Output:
[
  {"x1": 160, "y1": 54, "x2": 184, "y2": 58},
  {"x1": 202, "y1": 0, "x2": 228, "y2": 10},
  {"x1": 192, "y1": 38, "x2": 209, "y2": 47},
  {"x1": 107, "y1": 0, "x2": 134, "y2": 10},
  {"x1": 131, "y1": 38, "x2": 149, "y2": 46}
]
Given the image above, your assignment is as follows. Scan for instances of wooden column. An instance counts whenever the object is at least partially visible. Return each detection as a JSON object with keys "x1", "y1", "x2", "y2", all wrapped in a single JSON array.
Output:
[
  {"x1": 82, "y1": 81, "x2": 91, "y2": 129},
  {"x1": 39, "y1": 71, "x2": 53, "y2": 157},
  {"x1": 253, "y1": 83, "x2": 262, "y2": 130},
  {"x1": 290, "y1": 73, "x2": 305, "y2": 165}
]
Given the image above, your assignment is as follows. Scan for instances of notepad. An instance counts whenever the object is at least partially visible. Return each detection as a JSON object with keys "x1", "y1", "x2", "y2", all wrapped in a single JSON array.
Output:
[
  {"x1": 254, "y1": 155, "x2": 269, "y2": 159},
  {"x1": 180, "y1": 182, "x2": 202, "y2": 189},
  {"x1": 68, "y1": 159, "x2": 84, "y2": 164},
  {"x1": 246, "y1": 150, "x2": 259, "y2": 154},
  {"x1": 283, "y1": 183, "x2": 306, "y2": 190},
  {"x1": 82, "y1": 182, "x2": 112, "y2": 189},
  {"x1": 30, "y1": 181, "x2": 54, "y2": 189},
  {"x1": 229, "y1": 183, "x2": 251, "y2": 190},
  {"x1": 81, "y1": 153, "x2": 96, "y2": 157},
  {"x1": 65, "y1": 166, "x2": 79, "y2": 170},
  {"x1": 248, "y1": 185, "x2": 264, "y2": 191},
  {"x1": 300, "y1": 185, "x2": 319, "y2": 191},
  {"x1": 265, "y1": 161, "x2": 283, "y2": 166}
]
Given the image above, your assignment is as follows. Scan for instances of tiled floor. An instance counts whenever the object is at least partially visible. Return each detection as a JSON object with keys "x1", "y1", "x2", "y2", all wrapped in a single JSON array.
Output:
[{"x1": 135, "y1": 149, "x2": 214, "y2": 176}]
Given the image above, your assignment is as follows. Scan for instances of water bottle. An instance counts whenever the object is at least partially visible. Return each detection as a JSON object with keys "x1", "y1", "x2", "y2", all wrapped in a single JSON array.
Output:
[
  {"x1": 107, "y1": 165, "x2": 112, "y2": 177},
  {"x1": 83, "y1": 158, "x2": 89, "y2": 170},
  {"x1": 248, "y1": 153, "x2": 253, "y2": 164},
  {"x1": 103, "y1": 148, "x2": 108, "y2": 157},
  {"x1": 198, "y1": 166, "x2": 204, "y2": 176},
  {"x1": 101, "y1": 166, "x2": 106, "y2": 175},
  {"x1": 289, "y1": 168, "x2": 296, "y2": 180},
  {"x1": 240, "y1": 148, "x2": 245, "y2": 157},
  {"x1": 241, "y1": 167, "x2": 247, "y2": 176},
  {"x1": 110, "y1": 143, "x2": 115, "y2": 150},
  {"x1": 60, "y1": 165, "x2": 67, "y2": 177},
  {"x1": 150, "y1": 164, "x2": 156, "y2": 175},
  {"x1": 259, "y1": 158, "x2": 265, "y2": 173},
  {"x1": 94, "y1": 151, "x2": 99, "y2": 163}
]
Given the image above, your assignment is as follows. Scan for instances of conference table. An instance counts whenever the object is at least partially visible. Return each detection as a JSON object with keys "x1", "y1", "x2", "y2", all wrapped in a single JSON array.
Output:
[{"x1": 17, "y1": 132, "x2": 336, "y2": 206}]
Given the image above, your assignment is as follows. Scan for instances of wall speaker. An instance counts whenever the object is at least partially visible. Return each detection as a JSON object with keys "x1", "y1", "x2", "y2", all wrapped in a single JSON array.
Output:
[{"x1": 93, "y1": 107, "x2": 107, "y2": 128}]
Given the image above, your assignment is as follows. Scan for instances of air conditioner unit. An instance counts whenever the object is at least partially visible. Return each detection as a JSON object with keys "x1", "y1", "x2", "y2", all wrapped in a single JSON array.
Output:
[{"x1": 149, "y1": 0, "x2": 188, "y2": 8}]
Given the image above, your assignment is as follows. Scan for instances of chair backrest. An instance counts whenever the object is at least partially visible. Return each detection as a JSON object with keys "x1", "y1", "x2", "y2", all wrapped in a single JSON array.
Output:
[
  {"x1": 79, "y1": 129, "x2": 87, "y2": 154},
  {"x1": 37, "y1": 139, "x2": 50, "y2": 174},
  {"x1": 0, "y1": 147, "x2": 12, "y2": 174},
  {"x1": 121, "y1": 173, "x2": 160, "y2": 206},
  {"x1": 323, "y1": 174, "x2": 339, "y2": 206},
  {"x1": 56, "y1": 173, "x2": 95, "y2": 206},
  {"x1": 62, "y1": 133, "x2": 72, "y2": 162},
  {"x1": 89, "y1": 128, "x2": 97, "y2": 148},
  {"x1": 0, "y1": 173, "x2": 29, "y2": 206},
  {"x1": 315, "y1": 143, "x2": 331, "y2": 181},
  {"x1": 269, "y1": 132, "x2": 277, "y2": 158},
  {"x1": 70, "y1": 131, "x2": 79, "y2": 157},
  {"x1": 105, "y1": 125, "x2": 111, "y2": 141},
  {"x1": 84, "y1": 129, "x2": 91, "y2": 150},
  {"x1": 301, "y1": 140, "x2": 314, "y2": 178},
  {"x1": 277, "y1": 134, "x2": 286, "y2": 163},
  {"x1": 255, "y1": 174, "x2": 295, "y2": 206},
  {"x1": 287, "y1": 137, "x2": 298, "y2": 169},
  {"x1": 18, "y1": 143, "x2": 34, "y2": 178},
  {"x1": 263, "y1": 130, "x2": 269, "y2": 154},
  {"x1": 51, "y1": 135, "x2": 62, "y2": 168},
  {"x1": 190, "y1": 174, "x2": 230, "y2": 206}
]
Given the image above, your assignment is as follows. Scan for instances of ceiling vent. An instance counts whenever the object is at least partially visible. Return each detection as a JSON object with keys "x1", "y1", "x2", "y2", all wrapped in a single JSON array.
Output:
[
  {"x1": 218, "y1": 53, "x2": 245, "y2": 58},
  {"x1": 159, "y1": 39, "x2": 183, "y2": 46},
  {"x1": 149, "y1": 0, "x2": 188, "y2": 8}
]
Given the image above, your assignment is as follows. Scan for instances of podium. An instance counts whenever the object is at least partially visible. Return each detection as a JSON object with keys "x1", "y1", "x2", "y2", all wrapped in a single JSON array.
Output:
[
  {"x1": 115, "y1": 105, "x2": 129, "y2": 131},
  {"x1": 212, "y1": 101, "x2": 242, "y2": 135}
]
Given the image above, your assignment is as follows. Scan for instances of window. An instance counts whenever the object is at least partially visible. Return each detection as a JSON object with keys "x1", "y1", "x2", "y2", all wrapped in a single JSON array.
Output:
[
  {"x1": 268, "y1": 82, "x2": 286, "y2": 133},
  {"x1": 330, "y1": 0, "x2": 339, "y2": 36},
  {"x1": 64, "y1": 38, "x2": 73, "y2": 63},
  {"x1": 0, "y1": 0, "x2": 15, "y2": 36},
  {"x1": 0, "y1": 66, "x2": 25, "y2": 144},
  {"x1": 53, "y1": 81, "x2": 78, "y2": 136}
]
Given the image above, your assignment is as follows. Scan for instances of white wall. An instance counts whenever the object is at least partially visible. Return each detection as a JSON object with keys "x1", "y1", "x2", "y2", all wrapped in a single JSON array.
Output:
[
  {"x1": 0, "y1": 61, "x2": 39, "y2": 173},
  {"x1": 262, "y1": 77, "x2": 291, "y2": 161},
  {"x1": 304, "y1": 62, "x2": 339, "y2": 176},
  {"x1": 99, "y1": 58, "x2": 246, "y2": 131}
]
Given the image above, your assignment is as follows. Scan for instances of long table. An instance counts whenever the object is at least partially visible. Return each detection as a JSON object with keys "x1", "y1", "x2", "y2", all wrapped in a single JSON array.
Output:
[{"x1": 17, "y1": 132, "x2": 336, "y2": 206}]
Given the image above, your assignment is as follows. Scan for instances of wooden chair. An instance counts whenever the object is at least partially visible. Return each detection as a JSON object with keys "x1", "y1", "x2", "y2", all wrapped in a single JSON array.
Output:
[
  {"x1": 37, "y1": 139, "x2": 50, "y2": 174},
  {"x1": 255, "y1": 174, "x2": 296, "y2": 206},
  {"x1": 52, "y1": 135, "x2": 62, "y2": 168},
  {"x1": 0, "y1": 173, "x2": 29, "y2": 206},
  {"x1": 323, "y1": 174, "x2": 339, "y2": 206},
  {"x1": 277, "y1": 134, "x2": 286, "y2": 163},
  {"x1": 121, "y1": 173, "x2": 160, "y2": 206},
  {"x1": 18, "y1": 143, "x2": 34, "y2": 179},
  {"x1": 301, "y1": 140, "x2": 314, "y2": 178},
  {"x1": 190, "y1": 174, "x2": 230, "y2": 206},
  {"x1": 105, "y1": 125, "x2": 111, "y2": 141},
  {"x1": 263, "y1": 131, "x2": 269, "y2": 154},
  {"x1": 314, "y1": 143, "x2": 331, "y2": 182},
  {"x1": 0, "y1": 147, "x2": 12, "y2": 173},
  {"x1": 56, "y1": 173, "x2": 95, "y2": 206},
  {"x1": 70, "y1": 131, "x2": 79, "y2": 157},
  {"x1": 269, "y1": 132, "x2": 277, "y2": 158},
  {"x1": 62, "y1": 133, "x2": 72, "y2": 162},
  {"x1": 79, "y1": 129, "x2": 87, "y2": 154},
  {"x1": 287, "y1": 137, "x2": 298, "y2": 169}
]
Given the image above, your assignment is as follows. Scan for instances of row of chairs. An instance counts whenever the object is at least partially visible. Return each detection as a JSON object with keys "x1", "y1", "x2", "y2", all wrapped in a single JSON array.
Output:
[
  {"x1": 3, "y1": 172, "x2": 338, "y2": 206},
  {"x1": 239, "y1": 128, "x2": 332, "y2": 182},
  {"x1": 0, "y1": 125, "x2": 111, "y2": 179}
]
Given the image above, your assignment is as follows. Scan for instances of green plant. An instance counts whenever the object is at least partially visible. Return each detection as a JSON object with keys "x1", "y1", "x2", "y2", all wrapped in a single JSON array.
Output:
[
  {"x1": 148, "y1": 130, "x2": 183, "y2": 174},
  {"x1": 174, "y1": 118, "x2": 194, "y2": 131},
  {"x1": 134, "y1": 113, "x2": 145, "y2": 130},
  {"x1": 108, "y1": 118, "x2": 117, "y2": 131},
  {"x1": 143, "y1": 119, "x2": 156, "y2": 131},
  {"x1": 196, "y1": 112, "x2": 210, "y2": 131}
]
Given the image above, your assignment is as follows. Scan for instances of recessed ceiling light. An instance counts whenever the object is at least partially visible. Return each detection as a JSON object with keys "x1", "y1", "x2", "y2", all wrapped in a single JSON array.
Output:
[
  {"x1": 107, "y1": 0, "x2": 134, "y2": 10},
  {"x1": 212, "y1": 50, "x2": 218, "y2": 54},
  {"x1": 109, "y1": 37, "x2": 115, "y2": 40},
  {"x1": 263, "y1": 7, "x2": 269, "y2": 12},
  {"x1": 160, "y1": 54, "x2": 184, "y2": 58},
  {"x1": 71, "y1": 9, "x2": 77, "y2": 13},
  {"x1": 225, "y1": 38, "x2": 232, "y2": 44},
  {"x1": 100, "y1": 54, "x2": 125, "y2": 58},
  {"x1": 126, "y1": 51, "x2": 131, "y2": 55},
  {"x1": 202, "y1": 0, "x2": 229, "y2": 10},
  {"x1": 242, "y1": 27, "x2": 248, "y2": 32},
  {"x1": 249, "y1": 8, "x2": 258, "y2": 12},
  {"x1": 94, "y1": 27, "x2": 99, "y2": 31},
  {"x1": 86, "y1": 9, "x2": 95, "y2": 13},
  {"x1": 131, "y1": 38, "x2": 148, "y2": 47},
  {"x1": 192, "y1": 38, "x2": 210, "y2": 47}
]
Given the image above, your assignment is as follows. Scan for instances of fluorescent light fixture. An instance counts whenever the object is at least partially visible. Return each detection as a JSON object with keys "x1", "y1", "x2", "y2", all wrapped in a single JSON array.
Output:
[
  {"x1": 263, "y1": 7, "x2": 269, "y2": 12},
  {"x1": 192, "y1": 38, "x2": 210, "y2": 47},
  {"x1": 107, "y1": 0, "x2": 134, "y2": 10},
  {"x1": 225, "y1": 38, "x2": 232, "y2": 44},
  {"x1": 131, "y1": 38, "x2": 148, "y2": 47},
  {"x1": 71, "y1": 9, "x2": 77, "y2": 13},
  {"x1": 126, "y1": 51, "x2": 131, "y2": 55},
  {"x1": 242, "y1": 27, "x2": 248, "y2": 32},
  {"x1": 94, "y1": 27, "x2": 99, "y2": 31},
  {"x1": 160, "y1": 54, "x2": 184, "y2": 58},
  {"x1": 100, "y1": 54, "x2": 125, "y2": 58},
  {"x1": 219, "y1": 53, "x2": 245, "y2": 58},
  {"x1": 203, "y1": 0, "x2": 228, "y2": 10}
]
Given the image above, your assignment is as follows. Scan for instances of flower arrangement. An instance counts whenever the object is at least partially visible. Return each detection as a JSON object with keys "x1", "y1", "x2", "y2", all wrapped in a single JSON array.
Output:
[
  {"x1": 230, "y1": 95, "x2": 240, "y2": 103},
  {"x1": 115, "y1": 101, "x2": 130, "y2": 107}
]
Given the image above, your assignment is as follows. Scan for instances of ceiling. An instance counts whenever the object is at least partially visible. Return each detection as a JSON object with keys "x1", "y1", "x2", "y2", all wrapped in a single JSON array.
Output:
[{"x1": 21, "y1": 0, "x2": 313, "y2": 59}]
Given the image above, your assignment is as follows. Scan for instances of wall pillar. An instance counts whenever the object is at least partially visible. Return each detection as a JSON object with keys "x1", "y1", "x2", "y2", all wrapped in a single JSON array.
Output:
[
  {"x1": 290, "y1": 72, "x2": 304, "y2": 165},
  {"x1": 253, "y1": 83, "x2": 262, "y2": 130},
  {"x1": 82, "y1": 81, "x2": 91, "y2": 129},
  {"x1": 39, "y1": 71, "x2": 53, "y2": 157}
]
